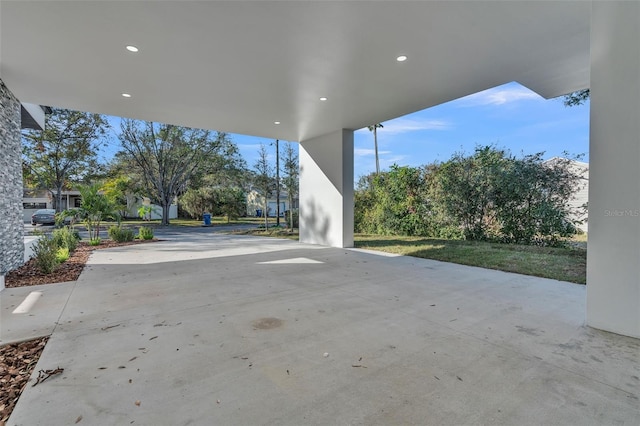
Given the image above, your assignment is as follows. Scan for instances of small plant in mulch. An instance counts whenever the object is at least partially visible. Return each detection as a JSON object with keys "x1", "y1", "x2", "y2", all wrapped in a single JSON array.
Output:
[
  {"x1": 5, "y1": 239, "x2": 159, "y2": 288},
  {"x1": 32, "y1": 236, "x2": 60, "y2": 274},
  {"x1": 108, "y1": 225, "x2": 135, "y2": 242},
  {"x1": 55, "y1": 247, "x2": 70, "y2": 263},
  {"x1": 138, "y1": 226, "x2": 154, "y2": 240},
  {"x1": 0, "y1": 336, "x2": 50, "y2": 423}
]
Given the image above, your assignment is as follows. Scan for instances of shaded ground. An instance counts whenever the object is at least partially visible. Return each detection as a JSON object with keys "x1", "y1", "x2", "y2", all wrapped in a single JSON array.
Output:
[
  {"x1": 5, "y1": 239, "x2": 157, "y2": 288},
  {"x1": 0, "y1": 337, "x2": 49, "y2": 424}
]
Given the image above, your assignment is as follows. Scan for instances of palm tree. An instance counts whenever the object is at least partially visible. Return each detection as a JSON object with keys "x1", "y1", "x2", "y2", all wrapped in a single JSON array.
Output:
[
  {"x1": 367, "y1": 123, "x2": 384, "y2": 174},
  {"x1": 76, "y1": 183, "x2": 118, "y2": 242}
]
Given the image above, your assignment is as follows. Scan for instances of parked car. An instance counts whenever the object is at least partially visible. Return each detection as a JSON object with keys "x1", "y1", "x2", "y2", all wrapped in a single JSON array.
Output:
[{"x1": 31, "y1": 209, "x2": 56, "y2": 225}]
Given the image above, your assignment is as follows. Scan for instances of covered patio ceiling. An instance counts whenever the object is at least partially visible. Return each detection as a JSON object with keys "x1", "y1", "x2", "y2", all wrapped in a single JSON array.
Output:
[{"x1": 1, "y1": 1, "x2": 590, "y2": 142}]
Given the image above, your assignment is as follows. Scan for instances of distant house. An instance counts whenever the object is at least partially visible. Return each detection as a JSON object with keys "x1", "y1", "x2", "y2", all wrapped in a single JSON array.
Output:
[
  {"x1": 246, "y1": 190, "x2": 298, "y2": 217},
  {"x1": 22, "y1": 189, "x2": 81, "y2": 222},
  {"x1": 545, "y1": 158, "x2": 589, "y2": 233},
  {"x1": 122, "y1": 195, "x2": 178, "y2": 221},
  {"x1": 22, "y1": 189, "x2": 177, "y2": 222}
]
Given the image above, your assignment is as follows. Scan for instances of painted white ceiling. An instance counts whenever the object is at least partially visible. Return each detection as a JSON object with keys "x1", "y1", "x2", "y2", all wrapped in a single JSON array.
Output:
[{"x1": 1, "y1": 1, "x2": 590, "y2": 142}]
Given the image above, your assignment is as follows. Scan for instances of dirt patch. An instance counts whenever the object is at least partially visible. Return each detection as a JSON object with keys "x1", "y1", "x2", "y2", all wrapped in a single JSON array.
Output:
[
  {"x1": 252, "y1": 317, "x2": 283, "y2": 330},
  {"x1": 0, "y1": 336, "x2": 49, "y2": 423},
  {"x1": 5, "y1": 239, "x2": 158, "y2": 288}
]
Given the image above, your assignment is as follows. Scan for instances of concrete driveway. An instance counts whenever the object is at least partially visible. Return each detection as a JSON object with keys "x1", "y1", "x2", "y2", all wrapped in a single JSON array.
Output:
[{"x1": 4, "y1": 232, "x2": 639, "y2": 425}]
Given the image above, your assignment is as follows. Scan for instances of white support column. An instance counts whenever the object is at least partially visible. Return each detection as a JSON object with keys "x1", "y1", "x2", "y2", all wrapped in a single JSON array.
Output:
[
  {"x1": 587, "y1": 2, "x2": 640, "y2": 338},
  {"x1": 299, "y1": 129, "x2": 354, "y2": 248}
]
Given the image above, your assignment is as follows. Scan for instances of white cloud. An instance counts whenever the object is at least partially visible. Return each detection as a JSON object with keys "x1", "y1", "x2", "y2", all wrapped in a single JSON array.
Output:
[
  {"x1": 237, "y1": 143, "x2": 263, "y2": 152},
  {"x1": 356, "y1": 118, "x2": 451, "y2": 135},
  {"x1": 379, "y1": 155, "x2": 408, "y2": 169},
  {"x1": 354, "y1": 148, "x2": 392, "y2": 157},
  {"x1": 460, "y1": 86, "x2": 543, "y2": 106}
]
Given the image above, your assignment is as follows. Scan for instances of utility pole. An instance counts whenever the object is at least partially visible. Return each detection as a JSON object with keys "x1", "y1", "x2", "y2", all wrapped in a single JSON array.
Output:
[{"x1": 275, "y1": 139, "x2": 280, "y2": 226}]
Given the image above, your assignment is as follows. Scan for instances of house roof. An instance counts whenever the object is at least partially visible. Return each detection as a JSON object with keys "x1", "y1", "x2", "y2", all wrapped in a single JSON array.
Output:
[{"x1": 0, "y1": 2, "x2": 590, "y2": 142}]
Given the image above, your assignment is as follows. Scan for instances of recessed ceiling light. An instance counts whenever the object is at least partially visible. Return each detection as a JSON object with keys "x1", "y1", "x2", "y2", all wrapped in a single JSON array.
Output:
[
  {"x1": 319, "y1": 97, "x2": 328, "y2": 101},
  {"x1": 122, "y1": 93, "x2": 132, "y2": 98},
  {"x1": 396, "y1": 55, "x2": 408, "y2": 62},
  {"x1": 274, "y1": 121, "x2": 281, "y2": 125},
  {"x1": 126, "y1": 45, "x2": 139, "y2": 53}
]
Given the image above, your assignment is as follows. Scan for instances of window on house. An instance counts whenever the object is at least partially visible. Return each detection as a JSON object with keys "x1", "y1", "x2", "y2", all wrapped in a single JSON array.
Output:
[
  {"x1": 23, "y1": 202, "x2": 47, "y2": 209},
  {"x1": 74, "y1": 198, "x2": 82, "y2": 208}
]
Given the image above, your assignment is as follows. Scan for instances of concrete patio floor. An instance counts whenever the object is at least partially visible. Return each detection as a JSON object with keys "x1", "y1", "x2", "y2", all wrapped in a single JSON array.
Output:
[{"x1": 3, "y1": 232, "x2": 639, "y2": 425}]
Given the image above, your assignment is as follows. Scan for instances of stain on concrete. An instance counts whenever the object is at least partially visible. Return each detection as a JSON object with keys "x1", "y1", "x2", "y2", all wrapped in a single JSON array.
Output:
[
  {"x1": 515, "y1": 326, "x2": 541, "y2": 336},
  {"x1": 252, "y1": 317, "x2": 283, "y2": 330},
  {"x1": 558, "y1": 340, "x2": 583, "y2": 351}
]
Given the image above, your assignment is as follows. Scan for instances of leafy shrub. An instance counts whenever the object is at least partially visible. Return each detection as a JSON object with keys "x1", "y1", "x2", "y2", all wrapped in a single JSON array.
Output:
[
  {"x1": 138, "y1": 226, "x2": 154, "y2": 240},
  {"x1": 108, "y1": 225, "x2": 135, "y2": 242},
  {"x1": 285, "y1": 209, "x2": 299, "y2": 229},
  {"x1": 33, "y1": 236, "x2": 60, "y2": 274},
  {"x1": 52, "y1": 226, "x2": 80, "y2": 252},
  {"x1": 89, "y1": 238, "x2": 102, "y2": 246},
  {"x1": 56, "y1": 247, "x2": 70, "y2": 263}
]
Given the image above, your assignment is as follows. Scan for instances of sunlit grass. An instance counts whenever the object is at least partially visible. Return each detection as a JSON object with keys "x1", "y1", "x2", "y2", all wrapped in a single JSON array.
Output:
[
  {"x1": 354, "y1": 234, "x2": 586, "y2": 284},
  {"x1": 232, "y1": 227, "x2": 299, "y2": 240}
]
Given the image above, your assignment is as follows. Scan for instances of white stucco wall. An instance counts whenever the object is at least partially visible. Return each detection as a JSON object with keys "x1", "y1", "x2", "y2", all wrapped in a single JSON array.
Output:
[
  {"x1": 299, "y1": 129, "x2": 354, "y2": 248},
  {"x1": 586, "y1": 1, "x2": 640, "y2": 338}
]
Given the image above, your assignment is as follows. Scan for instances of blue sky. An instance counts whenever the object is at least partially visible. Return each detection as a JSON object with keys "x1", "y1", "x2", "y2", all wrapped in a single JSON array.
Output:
[{"x1": 104, "y1": 81, "x2": 590, "y2": 182}]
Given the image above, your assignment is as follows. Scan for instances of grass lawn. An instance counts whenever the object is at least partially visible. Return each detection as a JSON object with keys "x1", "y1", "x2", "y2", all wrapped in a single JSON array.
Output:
[
  {"x1": 234, "y1": 229, "x2": 586, "y2": 284},
  {"x1": 232, "y1": 226, "x2": 299, "y2": 240},
  {"x1": 354, "y1": 234, "x2": 586, "y2": 284}
]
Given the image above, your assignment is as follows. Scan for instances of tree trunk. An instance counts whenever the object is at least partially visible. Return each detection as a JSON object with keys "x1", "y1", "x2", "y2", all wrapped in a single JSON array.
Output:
[
  {"x1": 264, "y1": 196, "x2": 268, "y2": 230},
  {"x1": 288, "y1": 194, "x2": 294, "y2": 231},
  {"x1": 374, "y1": 127, "x2": 380, "y2": 175},
  {"x1": 55, "y1": 184, "x2": 64, "y2": 212},
  {"x1": 162, "y1": 200, "x2": 170, "y2": 226}
]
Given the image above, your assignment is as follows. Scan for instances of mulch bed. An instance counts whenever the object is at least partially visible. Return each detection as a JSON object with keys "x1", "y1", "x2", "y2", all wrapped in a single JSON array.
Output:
[
  {"x1": 0, "y1": 336, "x2": 49, "y2": 424},
  {"x1": 5, "y1": 239, "x2": 157, "y2": 288}
]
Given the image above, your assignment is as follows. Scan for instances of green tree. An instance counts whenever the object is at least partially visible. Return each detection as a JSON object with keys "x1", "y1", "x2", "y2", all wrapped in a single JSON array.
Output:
[
  {"x1": 562, "y1": 89, "x2": 590, "y2": 107},
  {"x1": 180, "y1": 187, "x2": 245, "y2": 222},
  {"x1": 493, "y1": 154, "x2": 583, "y2": 245},
  {"x1": 118, "y1": 120, "x2": 231, "y2": 225},
  {"x1": 367, "y1": 123, "x2": 384, "y2": 174},
  {"x1": 22, "y1": 108, "x2": 109, "y2": 212},
  {"x1": 187, "y1": 132, "x2": 248, "y2": 190},
  {"x1": 217, "y1": 187, "x2": 246, "y2": 223},
  {"x1": 281, "y1": 142, "x2": 299, "y2": 231},
  {"x1": 253, "y1": 144, "x2": 275, "y2": 230},
  {"x1": 355, "y1": 165, "x2": 445, "y2": 237},
  {"x1": 433, "y1": 146, "x2": 506, "y2": 240},
  {"x1": 76, "y1": 183, "x2": 117, "y2": 241},
  {"x1": 101, "y1": 175, "x2": 134, "y2": 220},
  {"x1": 180, "y1": 187, "x2": 216, "y2": 219}
]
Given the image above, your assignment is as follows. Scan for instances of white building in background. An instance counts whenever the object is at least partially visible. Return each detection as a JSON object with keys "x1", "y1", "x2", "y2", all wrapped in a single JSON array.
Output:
[
  {"x1": 544, "y1": 158, "x2": 589, "y2": 233},
  {"x1": 123, "y1": 195, "x2": 178, "y2": 221},
  {"x1": 246, "y1": 190, "x2": 298, "y2": 217},
  {"x1": 22, "y1": 189, "x2": 177, "y2": 222},
  {"x1": 22, "y1": 189, "x2": 81, "y2": 222}
]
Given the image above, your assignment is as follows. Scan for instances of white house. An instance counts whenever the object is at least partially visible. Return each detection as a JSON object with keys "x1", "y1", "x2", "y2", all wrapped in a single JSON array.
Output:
[
  {"x1": 544, "y1": 158, "x2": 589, "y2": 233},
  {"x1": 22, "y1": 189, "x2": 177, "y2": 221},
  {"x1": 246, "y1": 190, "x2": 298, "y2": 217},
  {"x1": 22, "y1": 189, "x2": 81, "y2": 222}
]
